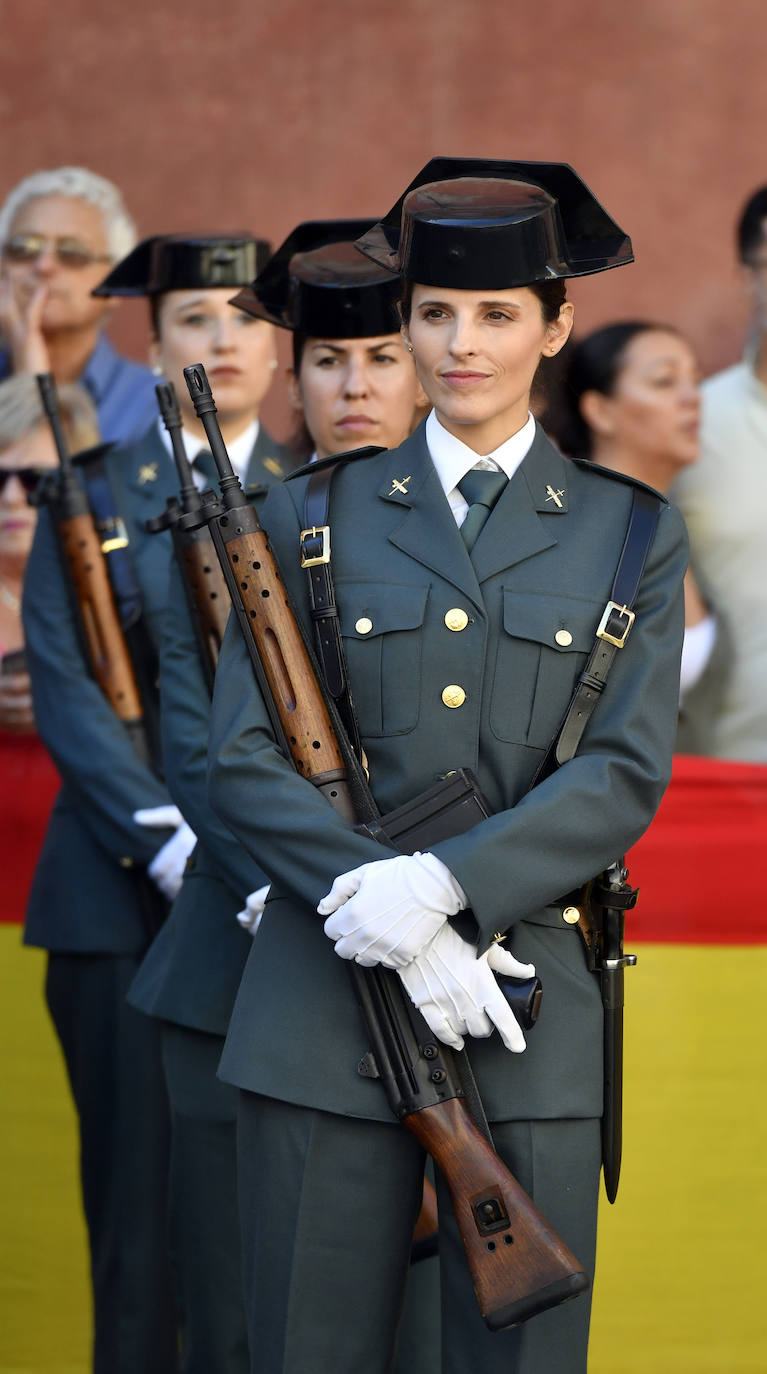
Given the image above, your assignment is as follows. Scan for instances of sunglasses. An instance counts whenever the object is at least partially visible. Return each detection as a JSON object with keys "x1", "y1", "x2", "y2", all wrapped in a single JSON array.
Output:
[
  {"x1": 0, "y1": 466, "x2": 49, "y2": 494},
  {"x1": 2, "y1": 233, "x2": 113, "y2": 270}
]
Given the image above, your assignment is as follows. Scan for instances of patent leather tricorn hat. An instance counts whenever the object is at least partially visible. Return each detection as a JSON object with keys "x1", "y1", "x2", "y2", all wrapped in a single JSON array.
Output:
[
  {"x1": 355, "y1": 158, "x2": 633, "y2": 289},
  {"x1": 92, "y1": 234, "x2": 271, "y2": 296},
  {"x1": 231, "y1": 220, "x2": 402, "y2": 338}
]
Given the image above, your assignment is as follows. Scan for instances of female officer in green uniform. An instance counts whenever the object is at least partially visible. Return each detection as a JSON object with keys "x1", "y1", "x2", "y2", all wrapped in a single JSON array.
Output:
[{"x1": 206, "y1": 160, "x2": 688, "y2": 1374}]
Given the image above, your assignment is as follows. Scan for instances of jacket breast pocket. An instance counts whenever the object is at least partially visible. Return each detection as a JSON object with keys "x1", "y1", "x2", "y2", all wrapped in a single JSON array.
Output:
[
  {"x1": 338, "y1": 580, "x2": 429, "y2": 737},
  {"x1": 490, "y1": 588, "x2": 605, "y2": 748}
]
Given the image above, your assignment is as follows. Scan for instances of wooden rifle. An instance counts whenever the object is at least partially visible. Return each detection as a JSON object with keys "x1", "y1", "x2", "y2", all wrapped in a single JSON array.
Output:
[
  {"x1": 34, "y1": 372, "x2": 152, "y2": 768},
  {"x1": 179, "y1": 361, "x2": 589, "y2": 1331},
  {"x1": 145, "y1": 381, "x2": 230, "y2": 694}
]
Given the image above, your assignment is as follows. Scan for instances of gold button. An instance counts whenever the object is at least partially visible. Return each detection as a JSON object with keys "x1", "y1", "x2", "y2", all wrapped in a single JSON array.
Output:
[
  {"x1": 444, "y1": 608, "x2": 469, "y2": 633},
  {"x1": 442, "y1": 684, "x2": 466, "y2": 709},
  {"x1": 119, "y1": 856, "x2": 134, "y2": 869},
  {"x1": 555, "y1": 629, "x2": 573, "y2": 647},
  {"x1": 562, "y1": 905, "x2": 580, "y2": 924},
  {"x1": 355, "y1": 617, "x2": 373, "y2": 635}
]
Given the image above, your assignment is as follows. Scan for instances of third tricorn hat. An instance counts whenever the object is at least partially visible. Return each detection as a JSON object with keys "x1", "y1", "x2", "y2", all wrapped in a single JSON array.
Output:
[
  {"x1": 355, "y1": 157, "x2": 633, "y2": 290},
  {"x1": 231, "y1": 220, "x2": 401, "y2": 338},
  {"x1": 92, "y1": 233, "x2": 271, "y2": 297}
]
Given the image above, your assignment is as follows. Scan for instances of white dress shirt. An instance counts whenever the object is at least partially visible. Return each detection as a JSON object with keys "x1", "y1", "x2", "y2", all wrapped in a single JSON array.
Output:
[
  {"x1": 156, "y1": 417, "x2": 260, "y2": 488},
  {"x1": 424, "y1": 409, "x2": 537, "y2": 526}
]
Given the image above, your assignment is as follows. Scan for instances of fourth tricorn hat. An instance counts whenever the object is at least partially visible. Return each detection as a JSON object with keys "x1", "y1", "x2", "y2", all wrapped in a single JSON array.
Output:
[
  {"x1": 92, "y1": 234, "x2": 271, "y2": 297},
  {"x1": 355, "y1": 157, "x2": 633, "y2": 290},
  {"x1": 231, "y1": 220, "x2": 402, "y2": 338}
]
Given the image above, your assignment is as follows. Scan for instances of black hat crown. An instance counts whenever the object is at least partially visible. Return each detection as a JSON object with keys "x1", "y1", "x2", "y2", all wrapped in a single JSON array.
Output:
[
  {"x1": 231, "y1": 220, "x2": 402, "y2": 339},
  {"x1": 356, "y1": 157, "x2": 633, "y2": 290},
  {"x1": 92, "y1": 233, "x2": 271, "y2": 297}
]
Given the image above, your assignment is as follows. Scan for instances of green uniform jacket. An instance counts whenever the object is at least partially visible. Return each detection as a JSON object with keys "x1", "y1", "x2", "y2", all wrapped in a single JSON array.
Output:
[
  {"x1": 209, "y1": 422, "x2": 687, "y2": 1123},
  {"x1": 127, "y1": 435, "x2": 290, "y2": 1034},
  {"x1": 24, "y1": 422, "x2": 285, "y2": 957}
]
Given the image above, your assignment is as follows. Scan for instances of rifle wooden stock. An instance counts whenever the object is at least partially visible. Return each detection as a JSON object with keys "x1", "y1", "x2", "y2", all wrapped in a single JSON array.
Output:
[
  {"x1": 56, "y1": 510, "x2": 144, "y2": 722},
  {"x1": 182, "y1": 363, "x2": 589, "y2": 1330},
  {"x1": 175, "y1": 531, "x2": 230, "y2": 684},
  {"x1": 406, "y1": 1098, "x2": 587, "y2": 1329},
  {"x1": 35, "y1": 374, "x2": 146, "y2": 736}
]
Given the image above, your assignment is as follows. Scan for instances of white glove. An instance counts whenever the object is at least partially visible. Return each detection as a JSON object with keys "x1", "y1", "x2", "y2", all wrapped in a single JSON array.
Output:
[
  {"x1": 397, "y1": 923, "x2": 535, "y2": 1053},
  {"x1": 318, "y1": 851, "x2": 468, "y2": 968},
  {"x1": 134, "y1": 806, "x2": 197, "y2": 901},
  {"x1": 236, "y1": 884, "x2": 271, "y2": 936}
]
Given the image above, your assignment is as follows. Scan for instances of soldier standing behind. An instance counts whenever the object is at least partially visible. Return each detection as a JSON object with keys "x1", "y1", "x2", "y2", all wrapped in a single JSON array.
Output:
[
  {"x1": 22, "y1": 232, "x2": 280, "y2": 1374},
  {"x1": 129, "y1": 220, "x2": 431, "y2": 1373}
]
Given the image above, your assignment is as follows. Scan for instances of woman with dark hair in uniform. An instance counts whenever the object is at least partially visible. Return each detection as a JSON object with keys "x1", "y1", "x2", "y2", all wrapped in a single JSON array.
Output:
[{"x1": 207, "y1": 162, "x2": 688, "y2": 1374}]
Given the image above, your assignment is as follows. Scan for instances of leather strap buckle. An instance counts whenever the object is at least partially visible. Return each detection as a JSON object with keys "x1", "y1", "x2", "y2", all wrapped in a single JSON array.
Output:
[
  {"x1": 300, "y1": 524, "x2": 331, "y2": 567},
  {"x1": 596, "y1": 600, "x2": 635, "y2": 649}
]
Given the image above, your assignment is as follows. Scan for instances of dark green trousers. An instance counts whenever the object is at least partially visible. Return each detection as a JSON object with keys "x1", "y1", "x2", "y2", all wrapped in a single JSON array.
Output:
[
  {"x1": 45, "y1": 953, "x2": 179, "y2": 1374},
  {"x1": 237, "y1": 1092, "x2": 600, "y2": 1374},
  {"x1": 161, "y1": 1022, "x2": 249, "y2": 1374}
]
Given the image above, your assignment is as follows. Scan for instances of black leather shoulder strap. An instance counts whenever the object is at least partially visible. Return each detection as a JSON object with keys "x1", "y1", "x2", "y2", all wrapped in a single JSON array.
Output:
[{"x1": 535, "y1": 486, "x2": 663, "y2": 784}]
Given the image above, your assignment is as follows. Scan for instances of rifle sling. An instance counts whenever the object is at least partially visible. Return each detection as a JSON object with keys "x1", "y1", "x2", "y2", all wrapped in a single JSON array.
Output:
[{"x1": 302, "y1": 463, "x2": 363, "y2": 760}]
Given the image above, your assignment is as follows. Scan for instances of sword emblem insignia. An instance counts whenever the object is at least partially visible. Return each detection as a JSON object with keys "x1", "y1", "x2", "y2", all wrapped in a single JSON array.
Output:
[
  {"x1": 389, "y1": 475, "x2": 412, "y2": 495},
  {"x1": 138, "y1": 462, "x2": 159, "y2": 485},
  {"x1": 545, "y1": 485, "x2": 564, "y2": 508}
]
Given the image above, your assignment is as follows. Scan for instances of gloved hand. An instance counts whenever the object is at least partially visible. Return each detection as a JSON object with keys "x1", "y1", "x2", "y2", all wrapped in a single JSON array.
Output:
[
  {"x1": 318, "y1": 851, "x2": 468, "y2": 968},
  {"x1": 236, "y1": 884, "x2": 271, "y2": 936},
  {"x1": 397, "y1": 922, "x2": 535, "y2": 1053},
  {"x1": 134, "y1": 806, "x2": 197, "y2": 902}
]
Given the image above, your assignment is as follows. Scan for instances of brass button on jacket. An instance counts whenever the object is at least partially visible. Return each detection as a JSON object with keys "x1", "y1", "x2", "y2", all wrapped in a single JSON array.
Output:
[
  {"x1": 555, "y1": 629, "x2": 573, "y2": 647},
  {"x1": 355, "y1": 617, "x2": 373, "y2": 635},
  {"x1": 119, "y1": 856, "x2": 134, "y2": 869},
  {"x1": 562, "y1": 905, "x2": 581, "y2": 924},
  {"x1": 444, "y1": 608, "x2": 469, "y2": 632},
  {"x1": 442, "y1": 684, "x2": 466, "y2": 709}
]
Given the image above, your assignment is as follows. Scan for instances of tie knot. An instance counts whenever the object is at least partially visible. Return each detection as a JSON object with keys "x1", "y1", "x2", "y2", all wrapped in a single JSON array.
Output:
[
  {"x1": 193, "y1": 449, "x2": 219, "y2": 486},
  {"x1": 458, "y1": 467, "x2": 507, "y2": 511}
]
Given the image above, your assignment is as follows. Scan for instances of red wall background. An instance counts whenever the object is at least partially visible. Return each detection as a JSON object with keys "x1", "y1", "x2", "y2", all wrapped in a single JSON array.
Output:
[{"x1": 2, "y1": 0, "x2": 766, "y2": 434}]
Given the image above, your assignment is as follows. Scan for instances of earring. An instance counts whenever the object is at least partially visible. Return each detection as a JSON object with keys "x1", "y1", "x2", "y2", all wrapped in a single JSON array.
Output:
[
  {"x1": 152, "y1": 364, "x2": 163, "y2": 377},
  {"x1": 405, "y1": 342, "x2": 413, "y2": 353},
  {"x1": 268, "y1": 358, "x2": 279, "y2": 369}
]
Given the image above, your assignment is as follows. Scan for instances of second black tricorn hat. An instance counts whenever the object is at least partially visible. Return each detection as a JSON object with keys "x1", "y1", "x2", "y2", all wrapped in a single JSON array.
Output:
[
  {"x1": 231, "y1": 220, "x2": 401, "y2": 338},
  {"x1": 92, "y1": 233, "x2": 271, "y2": 297},
  {"x1": 355, "y1": 158, "x2": 633, "y2": 289}
]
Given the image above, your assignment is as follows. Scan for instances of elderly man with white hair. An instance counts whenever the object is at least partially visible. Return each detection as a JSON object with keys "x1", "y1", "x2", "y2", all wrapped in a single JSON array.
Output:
[{"x1": 0, "y1": 166, "x2": 156, "y2": 443}]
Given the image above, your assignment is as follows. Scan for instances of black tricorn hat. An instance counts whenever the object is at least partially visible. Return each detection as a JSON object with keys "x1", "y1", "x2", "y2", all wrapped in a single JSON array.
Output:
[
  {"x1": 231, "y1": 220, "x2": 401, "y2": 338},
  {"x1": 92, "y1": 234, "x2": 271, "y2": 297},
  {"x1": 355, "y1": 158, "x2": 633, "y2": 289}
]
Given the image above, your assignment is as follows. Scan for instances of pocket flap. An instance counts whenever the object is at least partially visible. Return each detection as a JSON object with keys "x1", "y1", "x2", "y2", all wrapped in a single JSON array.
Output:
[
  {"x1": 339, "y1": 581, "x2": 429, "y2": 639},
  {"x1": 502, "y1": 589, "x2": 604, "y2": 653}
]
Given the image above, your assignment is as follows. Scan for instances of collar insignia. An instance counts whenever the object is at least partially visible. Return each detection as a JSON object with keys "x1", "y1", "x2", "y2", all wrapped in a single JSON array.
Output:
[
  {"x1": 545, "y1": 485, "x2": 564, "y2": 509},
  {"x1": 264, "y1": 457, "x2": 284, "y2": 477},
  {"x1": 138, "y1": 462, "x2": 159, "y2": 486},
  {"x1": 389, "y1": 475, "x2": 412, "y2": 495}
]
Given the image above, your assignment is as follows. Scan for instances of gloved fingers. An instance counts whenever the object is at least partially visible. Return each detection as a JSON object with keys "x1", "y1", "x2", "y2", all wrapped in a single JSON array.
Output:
[
  {"x1": 486, "y1": 944, "x2": 536, "y2": 980},
  {"x1": 316, "y1": 865, "x2": 369, "y2": 916},
  {"x1": 462, "y1": 1004, "x2": 495, "y2": 1040},
  {"x1": 398, "y1": 974, "x2": 465, "y2": 1051},
  {"x1": 482, "y1": 980, "x2": 528, "y2": 1054},
  {"x1": 246, "y1": 883, "x2": 271, "y2": 916},
  {"x1": 133, "y1": 805, "x2": 184, "y2": 830},
  {"x1": 237, "y1": 906, "x2": 262, "y2": 936}
]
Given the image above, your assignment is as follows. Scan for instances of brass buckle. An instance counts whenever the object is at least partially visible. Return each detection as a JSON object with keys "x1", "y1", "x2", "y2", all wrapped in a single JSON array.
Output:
[
  {"x1": 299, "y1": 525, "x2": 331, "y2": 567},
  {"x1": 596, "y1": 601, "x2": 635, "y2": 648}
]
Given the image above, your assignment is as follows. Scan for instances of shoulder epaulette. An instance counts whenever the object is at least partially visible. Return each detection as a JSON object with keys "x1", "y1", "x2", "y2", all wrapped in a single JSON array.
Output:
[
  {"x1": 285, "y1": 445, "x2": 386, "y2": 481},
  {"x1": 569, "y1": 455, "x2": 670, "y2": 505}
]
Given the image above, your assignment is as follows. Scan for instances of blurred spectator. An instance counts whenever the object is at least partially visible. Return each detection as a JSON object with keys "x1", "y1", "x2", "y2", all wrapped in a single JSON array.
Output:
[
  {"x1": 0, "y1": 375, "x2": 97, "y2": 921},
  {"x1": 0, "y1": 167, "x2": 157, "y2": 444},
  {"x1": 673, "y1": 186, "x2": 767, "y2": 760},
  {"x1": 546, "y1": 320, "x2": 713, "y2": 700}
]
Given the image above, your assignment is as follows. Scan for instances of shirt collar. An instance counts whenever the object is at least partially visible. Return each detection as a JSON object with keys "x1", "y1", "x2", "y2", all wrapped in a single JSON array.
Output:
[
  {"x1": 425, "y1": 407, "x2": 537, "y2": 500},
  {"x1": 156, "y1": 417, "x2": 259, "y2": 485}
]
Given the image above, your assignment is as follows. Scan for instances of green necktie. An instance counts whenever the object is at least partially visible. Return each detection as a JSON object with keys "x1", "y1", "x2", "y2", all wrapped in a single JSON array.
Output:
[
  {"x1": 457, "y1": 468, "x2": 508, "y2": 551},
  {"x1": 193, "y1": 449, "x2": 219, "y2": 487}
]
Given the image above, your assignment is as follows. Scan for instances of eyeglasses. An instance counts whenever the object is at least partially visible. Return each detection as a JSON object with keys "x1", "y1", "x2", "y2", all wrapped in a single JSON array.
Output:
[
  {"x1": 0, "y1": 466, "x2": 49, "y2": 494},
  {"x1": 2, "y1": 233, "x2": 113, "y2": 270}
]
